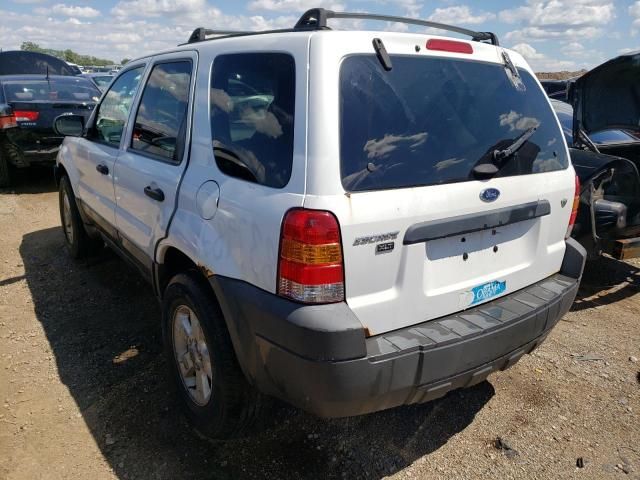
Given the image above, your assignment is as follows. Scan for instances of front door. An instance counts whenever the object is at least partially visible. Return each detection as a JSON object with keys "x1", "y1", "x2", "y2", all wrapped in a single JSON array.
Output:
[
  {"x1": 113, "y1": 54, "x2": 196, "y2": 272},
  {"x1": 74, "y1": 65, "x2": 146, "y2": 236}
]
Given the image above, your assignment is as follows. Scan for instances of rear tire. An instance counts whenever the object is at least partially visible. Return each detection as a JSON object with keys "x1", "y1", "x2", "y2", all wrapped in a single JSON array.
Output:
[
  {"x1": 0, "y1": 152, "x2": 10, "y2": 188},
  {"x1": 162, "y1": 272, "x2": 261, "y2": 440},
  {"x1": 59, "y1": 175, "x2": 98, "y2": 259}
]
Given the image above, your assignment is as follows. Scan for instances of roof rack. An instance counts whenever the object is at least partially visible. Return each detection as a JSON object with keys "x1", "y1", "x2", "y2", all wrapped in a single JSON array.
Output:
[
  {"x1": 294, "y1": 8, "x2": 499, "y2": 45},
  {"x1": 186, "y1": 7, "x2": 499, "y2": 46}
]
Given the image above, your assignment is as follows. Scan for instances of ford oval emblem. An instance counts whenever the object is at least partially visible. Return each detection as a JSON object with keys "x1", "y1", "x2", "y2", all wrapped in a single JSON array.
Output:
[{"x1": 480, "y1": 188, "x2": 500, "y2": 203}]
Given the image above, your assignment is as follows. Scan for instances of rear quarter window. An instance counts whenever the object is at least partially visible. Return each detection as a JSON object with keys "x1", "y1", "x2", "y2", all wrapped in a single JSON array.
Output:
[
  {"x1": 210, "y1": 53, "x2": 295, "y2": 188},
  {"x1": 340, "y1": 55, "x2": 569, "y2": 192}
]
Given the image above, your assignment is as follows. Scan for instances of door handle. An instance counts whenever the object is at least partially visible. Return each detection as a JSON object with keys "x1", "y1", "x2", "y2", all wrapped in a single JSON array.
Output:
[
  {"x1": 144, "y1": 185, "x2": 165, "y2": 202},
  {"x1": 96, "y1": 164, "x2": 109, "y2": 175}
]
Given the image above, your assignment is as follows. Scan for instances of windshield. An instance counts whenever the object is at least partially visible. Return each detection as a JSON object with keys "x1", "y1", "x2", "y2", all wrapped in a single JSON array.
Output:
[
  {"x1": 3, "y1": 77, "x2": 101, "y2": 103},
  {"x1": 340, "y1": 55, "x2": 569, "y2": 191}
]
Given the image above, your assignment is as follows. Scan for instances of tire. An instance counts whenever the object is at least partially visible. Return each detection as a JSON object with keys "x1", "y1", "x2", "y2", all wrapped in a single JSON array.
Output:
[
  {"x1": 162, "y1": 272, "x2": 261, "y2": 440},
  {"x1": 0, "y1": 151, "x2": 10, "y2": 188},
  {"x1": 59, "y1": 175, "x2": 97, "y2": 259}
]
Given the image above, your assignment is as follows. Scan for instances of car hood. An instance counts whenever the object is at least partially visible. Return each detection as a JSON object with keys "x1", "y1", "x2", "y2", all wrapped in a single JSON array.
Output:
[{"x1": 574, "y1": 51, "x2": 640, "y2": 135}]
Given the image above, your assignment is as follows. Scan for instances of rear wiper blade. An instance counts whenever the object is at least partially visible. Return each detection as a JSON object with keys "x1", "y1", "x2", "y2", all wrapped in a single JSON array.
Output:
[
  {"x1": 472, "y1": 126, "x2": 537, "y2": 178},
  {"x1": 493, "y1": 126, "x2": 537, "y2": 161}
]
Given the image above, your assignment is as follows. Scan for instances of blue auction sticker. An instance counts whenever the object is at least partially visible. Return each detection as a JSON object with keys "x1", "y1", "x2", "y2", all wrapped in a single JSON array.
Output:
[{"x1": 470, "y1": 280, "x2": 506, "y2": 305}]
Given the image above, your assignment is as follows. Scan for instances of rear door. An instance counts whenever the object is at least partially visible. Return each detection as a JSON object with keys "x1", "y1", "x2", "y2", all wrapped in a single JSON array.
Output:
[
  {"x1": 306, "y1": 34, "x2": 576, "y2": 335},
  {"x1": 113, "y1": 53, "x2": 196, "y2": 272}
]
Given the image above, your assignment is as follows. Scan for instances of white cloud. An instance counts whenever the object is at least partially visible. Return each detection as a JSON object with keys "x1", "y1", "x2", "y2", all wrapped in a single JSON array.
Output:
[
  {"x1": 111, "y1": 0, "x2": 206, "y2": 18},
  {"x1": 505, "y1": 26, "x2": 602, "y2": 44},
  {"x1": 248, "y1": 0, "x2": 344, "y2": 13},
  {"x1": 511, "y1": 42, "x2": 577, "y2": 71},
  {"x1": 500, "y1": 0, "x2": 614, "y2": 27},
  {"x1": 427, "y1": 6, "x2": 495, "y2": 25},
  {"x1": 630, "y1": 2, "x2": 640, "y2": 33},
  {"x1": 51, "y1": 4, "x2": 100, "y2": 18}
]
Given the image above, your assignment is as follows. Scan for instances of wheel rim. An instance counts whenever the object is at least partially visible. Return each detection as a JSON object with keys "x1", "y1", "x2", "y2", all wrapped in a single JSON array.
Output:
[
  {"x1": 172, "y1": 305, "x2": 213, "y2": 406},
  {"x1": 62, "y1": 189, "x2": 74, "y2": 245}
]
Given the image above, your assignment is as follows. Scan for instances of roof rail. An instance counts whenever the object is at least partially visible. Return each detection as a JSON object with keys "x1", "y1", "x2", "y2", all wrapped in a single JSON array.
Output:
[
  {"x1": 294, "y1": 8, "x2": 499, "y2": 45},
  {"x1": 186, "y1": 7, "x2": 499, "y2": 46}
]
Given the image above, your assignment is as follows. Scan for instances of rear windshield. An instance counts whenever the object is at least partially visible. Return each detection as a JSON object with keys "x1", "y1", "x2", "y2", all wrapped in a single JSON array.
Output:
[
  {"x1": 3, "y1": 78, "x2": 101, "y2": 103},
  {"x1": 340, "y1": 55, "x2": 569, "y2": 192}
]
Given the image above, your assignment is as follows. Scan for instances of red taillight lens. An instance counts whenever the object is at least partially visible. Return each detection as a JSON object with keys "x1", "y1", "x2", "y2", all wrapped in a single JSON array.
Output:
[
  {"x1": 0, "y1": 114, "x2": 17, "y2": 130},
  {"x1": 278, "y1": 209, "x2": 344, "y2": 304},
  {"x1": 566, "y1": 175, "x2": 580, "y2": 239},
  {"x1": 426, "y1": 39, "x2": 473, "y2": 54},
  {"x1": 13, "y1": 110, "x2": 39, "y2": 122}
]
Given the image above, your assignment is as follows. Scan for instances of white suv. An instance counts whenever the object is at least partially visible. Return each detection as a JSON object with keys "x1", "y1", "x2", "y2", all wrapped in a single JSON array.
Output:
[{"x1": 54, "y1": 9, "x2": 586, "y2": 439}]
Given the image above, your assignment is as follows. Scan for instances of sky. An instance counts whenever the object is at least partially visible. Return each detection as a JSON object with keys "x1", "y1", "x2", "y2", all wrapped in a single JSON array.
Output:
[{"x1": 0, "y1": 0, "x2": 638, "y2": 71}]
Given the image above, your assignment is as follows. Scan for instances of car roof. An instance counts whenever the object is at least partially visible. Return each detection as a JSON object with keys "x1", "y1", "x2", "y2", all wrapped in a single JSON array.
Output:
[{"x1": 0, "y1": 74, "x2": 88, "y2": 81}]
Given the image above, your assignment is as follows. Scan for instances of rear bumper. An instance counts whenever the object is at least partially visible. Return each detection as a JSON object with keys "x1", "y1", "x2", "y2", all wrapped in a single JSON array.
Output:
[{"x1": 212, "y1": 238, "x2": 586, "y2": 418}]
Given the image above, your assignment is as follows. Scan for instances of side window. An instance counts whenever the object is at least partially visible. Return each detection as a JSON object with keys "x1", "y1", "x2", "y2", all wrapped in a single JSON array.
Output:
[
  {"x1": 92, "y1": 67, "x2": 144, "y2": 146},
  {"x1": 130, "y1": 61, "x2": 192, "y2": 163},
  {"x1": 210, "y1": 53, "x2": 295, "y2": 188}
]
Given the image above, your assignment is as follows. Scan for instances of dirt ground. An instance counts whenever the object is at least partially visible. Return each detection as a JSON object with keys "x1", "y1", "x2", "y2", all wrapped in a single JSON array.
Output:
[{"x1": 1, "y1": 170, "x2": 639, "y2": 480}]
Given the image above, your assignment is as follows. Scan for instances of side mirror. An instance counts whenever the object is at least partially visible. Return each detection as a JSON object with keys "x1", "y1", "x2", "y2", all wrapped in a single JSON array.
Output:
[{"x1": 53, "y1": 114, "x2": 85, "y2": 137}]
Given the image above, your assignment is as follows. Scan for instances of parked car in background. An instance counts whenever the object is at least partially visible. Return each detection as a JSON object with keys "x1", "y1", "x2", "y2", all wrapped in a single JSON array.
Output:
[
  {"x1": 549, "y1": 51, "x2": 640, "y2": 260},
  {"x1": 53, "y1": 8, "x2": 585, "y2": 439},
  {"x1": 0, "y1": 50, "x2": 76, "y2": 76},
  {"x1": 81, "y1": 73, "x2": 114, "y2": 92},
  {"x1": 541, "y1": 79, "x2": 570, "y2": 101},
  {"x1": 0, "y1": 73, "x2": 101, "y2": 186},
  {"x1": 66, "y1": 62, "x2": 83, "y2": 75}
]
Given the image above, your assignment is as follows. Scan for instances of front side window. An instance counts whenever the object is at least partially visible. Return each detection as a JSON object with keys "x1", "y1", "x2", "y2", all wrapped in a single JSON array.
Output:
[
  {"x1": 210, "y1": 53, "x2": 295, "y2": 188},
  {"x1": 340, "y1": 55, "x2": 569, "y2": 192},
  {"x1": 92, "y1": 67, "x2": 144, "y2": 146},
  {"x1": 130, "y1": 61, "x2": 192, "y2": 162}
]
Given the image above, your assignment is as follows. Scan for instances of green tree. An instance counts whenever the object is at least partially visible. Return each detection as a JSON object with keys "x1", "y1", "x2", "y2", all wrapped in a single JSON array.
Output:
[{"x1": 121, "y1": 58, "x2": 131, "y2": 65}]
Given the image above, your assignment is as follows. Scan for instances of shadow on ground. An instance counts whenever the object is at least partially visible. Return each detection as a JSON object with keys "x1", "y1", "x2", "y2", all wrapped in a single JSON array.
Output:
[
  {"x1": 20, "y1": 226, "x2": 495, "y2": 480},
  {"x1": 572, "y1": 255, "x2": 640, "y2": 312},
  {"x1": 0, "y1": 166, "x2": 57, "y2": 195}
]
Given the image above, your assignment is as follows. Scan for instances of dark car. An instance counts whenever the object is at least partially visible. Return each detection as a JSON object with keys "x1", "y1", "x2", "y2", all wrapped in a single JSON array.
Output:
[
  {"x1": 551, "y1": 52, "x2": 640, "y2": 259},
  {"x1": 541, "y1": 79, "x2": 571, "y2": 101},
  {"x1": 0, "y1": 74, "x2": 100, "y2": 186},
  {"x1": 81, "y1": 73, "x2": 114, "y2": 92}
]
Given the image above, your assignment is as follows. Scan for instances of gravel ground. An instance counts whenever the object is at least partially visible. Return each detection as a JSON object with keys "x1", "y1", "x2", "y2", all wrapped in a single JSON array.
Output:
[{"x1": 1, "y1": 170, "x2": 639, "y2": 480}]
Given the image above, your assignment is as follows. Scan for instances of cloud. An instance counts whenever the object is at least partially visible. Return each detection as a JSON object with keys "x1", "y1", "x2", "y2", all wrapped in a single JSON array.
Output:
[
  {"x1": 427, "y1": 6, "x2": 495, "y2": 25},
  {"x1": 111, "y1": 0, "x2": 206, "y2": 18},
  {"x1": 248, "y1": 0, "x2": 344, "y2": 13},
  {"x1": 510, "y1": 42, "x2": 577, "y2": 71},
  {"x1": 499, "y1": 0, "x2": 614, "y2": 27},
  {"x1": 631, "y1": 2, "x2": 640, "y2": 33},
  {"x1": 50, "y1": 4, "x2": 100, "y2": 18},
  {"x1": 499, "y1": 109, "x2": 540, "y2": 132}
]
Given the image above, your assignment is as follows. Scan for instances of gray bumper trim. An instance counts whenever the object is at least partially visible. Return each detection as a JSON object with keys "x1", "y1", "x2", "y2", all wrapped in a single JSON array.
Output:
[{"x1": 212, "y1": 239, "x2": 585, "y2": 418}]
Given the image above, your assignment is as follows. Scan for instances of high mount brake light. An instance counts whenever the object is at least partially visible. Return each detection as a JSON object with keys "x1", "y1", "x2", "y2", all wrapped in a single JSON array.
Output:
[
  {"x1": 278, "y1": 209, "x2": 345, "y2": 304},
  {"x1": 566, "y1": 175, "x2": 580, "y2": 239},
  {"x1": 13, "y1": 110, "x2": 39, "y2": 122},
  {"x1": 426, "y1": 39, "x2": 473, "y2": 54}
]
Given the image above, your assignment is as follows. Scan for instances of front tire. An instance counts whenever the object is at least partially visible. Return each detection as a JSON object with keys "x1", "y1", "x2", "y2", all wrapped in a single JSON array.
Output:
[
  {"x1": 162, "y1": 272, "x2": 260, "y2": 440},
  {"x1": 59, "y1": 175, "x2": 96, "y2": 259}
]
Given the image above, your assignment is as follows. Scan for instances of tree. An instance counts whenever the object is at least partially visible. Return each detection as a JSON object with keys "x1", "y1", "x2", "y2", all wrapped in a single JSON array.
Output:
[
  {"x1": 121, "y1": 58, "x2": 131, "y2": 65},
  {"x1": 19, "y1": 42, "x2": 113, "y2": 66}
]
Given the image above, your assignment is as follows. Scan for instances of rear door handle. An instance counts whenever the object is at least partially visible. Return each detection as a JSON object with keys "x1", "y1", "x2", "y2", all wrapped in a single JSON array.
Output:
[
  {"x1": 96, "y1": 164, "x2": 109, "y2": 175},
  {"x1": 144, "y1": 186, "x2": 165, "y2": 202}
]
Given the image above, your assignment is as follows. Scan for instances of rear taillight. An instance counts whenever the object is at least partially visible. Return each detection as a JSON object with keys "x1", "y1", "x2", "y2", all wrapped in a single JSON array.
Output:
[
  {"x1": 566, "y1": 175, "x2": 580, "y2": 239},
  {"x1": 278, "y1": 209, "x2": 345, "y2": 304},
  {"x1": 426, "y1": 39, "x2": 473, "y2": 54},
  {"x1": 0, "y1": 114, "x2": 17, "y2": 130},
  {"x1": 13, "y1": 110, "x2": 39, "y2": 122}
]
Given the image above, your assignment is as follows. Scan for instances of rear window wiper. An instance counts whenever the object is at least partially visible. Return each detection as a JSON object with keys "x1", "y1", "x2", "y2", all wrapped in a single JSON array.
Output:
[
  {"x1": 472, "y1": 126, "x2": 537, "y2": 177},
  {"x1": 493, "y1": 125, "x2": 537, "y2": 161}
]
